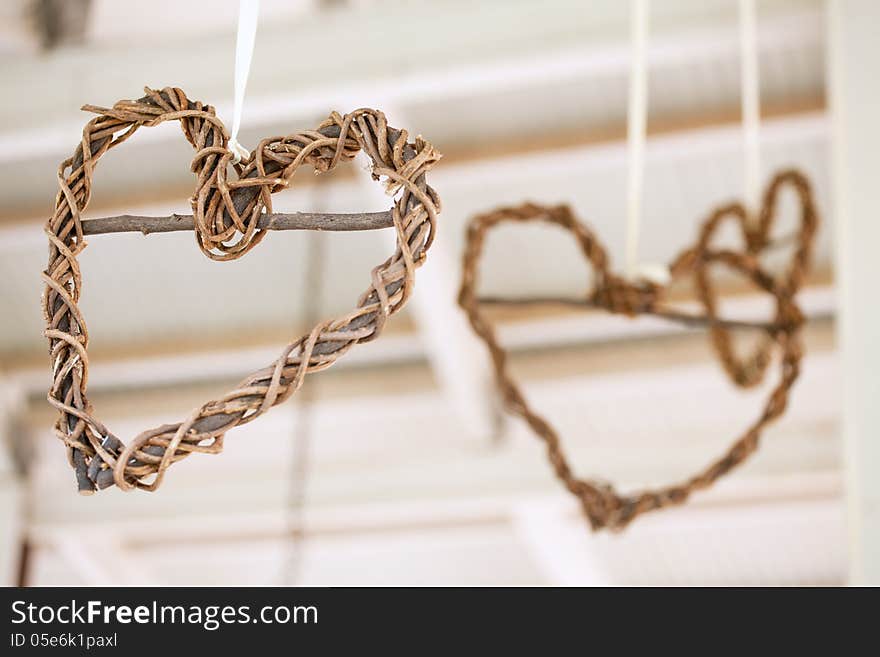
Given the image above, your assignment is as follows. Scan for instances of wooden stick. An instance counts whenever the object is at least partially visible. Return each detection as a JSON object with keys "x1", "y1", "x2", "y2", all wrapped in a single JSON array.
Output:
[
  {"x1": 80, "y1": 210, "x2": 394, "y2": 236},
  {"x1": 475, "y1": 232, "x2": 802, "y2": 333},
  {"x1": 478, "y1": 295, "x2": 779, "y2": 332}
]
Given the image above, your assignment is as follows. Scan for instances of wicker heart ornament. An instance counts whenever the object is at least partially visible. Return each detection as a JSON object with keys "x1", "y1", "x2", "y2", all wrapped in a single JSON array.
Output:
[
  {"x1": 43, "y1": 87, "x2": 440, "y2": 494},
  {"x1": 458, "y1": 170, "x2": 818, "y2": 531}
]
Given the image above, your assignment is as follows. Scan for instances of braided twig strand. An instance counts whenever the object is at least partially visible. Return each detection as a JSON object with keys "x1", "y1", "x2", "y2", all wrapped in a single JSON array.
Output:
[
  {"x1": 43, "y1": 87, "x2": 441, "y2": 494},
  {"x1": 458, "y1": 170, "x2": 817, "y2": 531}
]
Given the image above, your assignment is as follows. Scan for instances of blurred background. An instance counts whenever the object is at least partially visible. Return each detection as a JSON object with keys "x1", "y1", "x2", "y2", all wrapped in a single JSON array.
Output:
[{"x1": 0, "y1": 0, "x2": 876, "y2": 585}]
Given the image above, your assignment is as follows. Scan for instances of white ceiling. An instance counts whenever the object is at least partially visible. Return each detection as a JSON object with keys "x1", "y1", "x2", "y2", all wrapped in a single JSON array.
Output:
[{"x1": 0, "y1": 0, "x2": 844, "y2": 586}]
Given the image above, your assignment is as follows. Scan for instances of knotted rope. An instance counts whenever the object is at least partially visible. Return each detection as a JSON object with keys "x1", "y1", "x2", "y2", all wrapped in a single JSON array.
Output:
[
  {"x1": 43, "y1": 86, "x2": 441, "y2": 493},
  {"x1": 458, "y1": 169, "x2": 818, "y2": 531}
]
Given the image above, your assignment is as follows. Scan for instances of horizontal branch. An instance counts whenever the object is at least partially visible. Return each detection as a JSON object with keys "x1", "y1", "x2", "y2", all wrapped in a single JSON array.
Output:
[
  {"x1": 478, "y1": 295, "x2": 780, "y2": 332},
  {"x1": 80, "y1": 210, "x2": 394, "y2": 236}
]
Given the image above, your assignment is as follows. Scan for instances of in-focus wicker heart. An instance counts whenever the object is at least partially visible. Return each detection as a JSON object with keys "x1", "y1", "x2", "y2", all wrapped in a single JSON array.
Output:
[
  {"x1": 42, "y1": 87, "x2": 441, "y2": 494},
  {"x1": 458, "y1": 170, "x2": 817, "y2": 531}
]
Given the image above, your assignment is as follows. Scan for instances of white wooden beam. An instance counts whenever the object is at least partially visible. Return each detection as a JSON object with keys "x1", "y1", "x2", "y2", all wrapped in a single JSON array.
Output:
[
  {"x1": 0, "y1": 380, "x2": 25, "y2": 585},
  {"x1": 350, "y1": 107, "x2": 499, "y2": 441},
  {"x1": 0, "y1": 7, "x2": 823, "y2": 165},
  {"x1": 0, "y1": 480, "x2": 22, "y2": 585},
  {"x1": 510, "y1": 498, "x2": 612, "y2": 585},
  {"x1": 402, "y1": 223, "x2": 501, "y2": 441},
  {"x1": 4, "y1": 283, "x2": 836, "y2": 398},
  {"x1": 0, "y1": 109, "x2": 830, "y2": 245},
  {"x1": 828, "y1": 0, "x2": 880, "y2": 585},
  {"x1": 514, "y1": 491, "x2": 846, "y2": 586},
  {"x1": 26, "y1": 472, "x2": 843, "y2": 549},
  {"x1": 50, "y1": 534, "x2": 157, "y2": 586}
]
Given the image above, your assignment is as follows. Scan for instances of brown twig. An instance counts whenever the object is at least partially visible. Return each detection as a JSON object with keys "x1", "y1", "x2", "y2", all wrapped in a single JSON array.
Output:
[
  {"x1": 80, "y1": 210, "x2": 394, "y2": 236},
  {"x1": 477, "y1": 295, "x2": 780, "y2": 332}
]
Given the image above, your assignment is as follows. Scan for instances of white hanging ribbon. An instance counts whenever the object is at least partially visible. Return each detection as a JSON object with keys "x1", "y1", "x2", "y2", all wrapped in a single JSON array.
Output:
[
  {"x1": 739, "y1": 0, "x2": 761, "y2": 218},
  {"x1": 228, "y1": 0, "x2": 260, "y2": 164},
  {"x1": 625, "y1": 0, "x2": 669, "y2": 286}
]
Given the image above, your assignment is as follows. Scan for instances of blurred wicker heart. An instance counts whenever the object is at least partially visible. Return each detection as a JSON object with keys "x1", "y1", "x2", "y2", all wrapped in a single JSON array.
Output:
[
  {"x1": 42, "y1": 87, "x2": 441, "y2": 494},
  {"x1": 458, "y1": 170, "x2": 818, "y2": 531}
]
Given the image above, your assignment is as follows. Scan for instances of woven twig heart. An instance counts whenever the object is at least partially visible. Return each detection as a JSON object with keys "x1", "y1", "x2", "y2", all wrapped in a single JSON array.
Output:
[
  {"x1": 42, "y1": 87, "x2": 441, "y2": 494},
  {"x1": 458, "y1": 170, "x2": 817, "y2": 531},
  {"x1": 675, "y1": 171, "x2": 818, "y2": 387}
]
